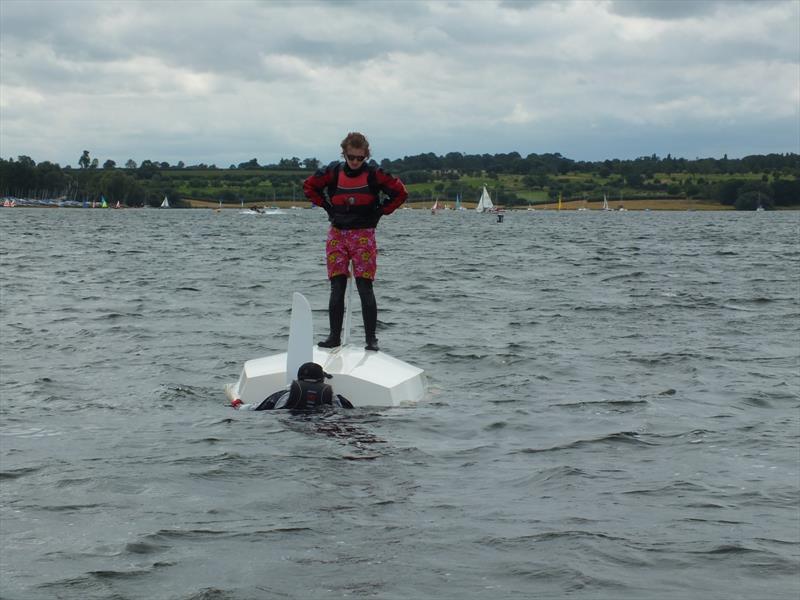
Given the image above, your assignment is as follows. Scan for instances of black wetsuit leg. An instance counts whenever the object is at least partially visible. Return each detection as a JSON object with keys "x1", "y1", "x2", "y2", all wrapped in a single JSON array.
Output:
[
  {"x1": 356, "y1": 277, "x2": 378, "y2": 349},
  {"x1": 320, "y1": 274, "x2": 347, "y2": 346}
]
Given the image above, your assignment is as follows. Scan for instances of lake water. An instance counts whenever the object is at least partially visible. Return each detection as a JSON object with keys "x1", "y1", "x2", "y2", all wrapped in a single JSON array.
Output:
[{"x1": 1, "y1": 207, "x2": 798, "y2": 600}]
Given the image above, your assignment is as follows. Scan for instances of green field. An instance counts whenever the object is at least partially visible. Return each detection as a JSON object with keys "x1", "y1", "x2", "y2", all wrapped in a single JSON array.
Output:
[{"x1": 2, "y1": 153, "x2": 796, "y2": 210}]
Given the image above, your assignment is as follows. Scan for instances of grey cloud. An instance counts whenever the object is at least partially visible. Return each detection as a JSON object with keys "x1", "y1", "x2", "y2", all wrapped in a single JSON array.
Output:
[
  {"x1": 497, "y1": 0, "x2": 557, "y2": 10},
  {"x1": 607, "y1": 0, "x2": 783, "y2": 20},
  {"x1": 608, "y1": 0, "x2": 719, "y2": 19}
]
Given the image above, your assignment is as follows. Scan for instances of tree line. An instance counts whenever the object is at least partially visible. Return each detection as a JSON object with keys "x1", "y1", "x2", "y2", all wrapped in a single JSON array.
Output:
[{"x1": 1, "y1": 150, "x2": 797, "y2": 210}]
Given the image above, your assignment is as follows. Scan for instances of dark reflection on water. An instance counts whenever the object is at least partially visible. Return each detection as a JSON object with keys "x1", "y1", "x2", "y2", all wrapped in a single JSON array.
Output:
[{"x1": 1, "y1": 208, "x2": 798, "y2": 599}]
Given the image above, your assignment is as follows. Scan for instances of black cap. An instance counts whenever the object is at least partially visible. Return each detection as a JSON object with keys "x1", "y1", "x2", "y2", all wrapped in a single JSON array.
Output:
[{"x1": 297, "y1": 362, "x2": 332, "y2": 382}]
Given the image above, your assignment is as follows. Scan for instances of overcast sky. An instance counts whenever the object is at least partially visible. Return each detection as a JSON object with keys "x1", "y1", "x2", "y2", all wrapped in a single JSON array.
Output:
[{"x1": 1, "y1": 0, "x2": 798, "y2": 167}]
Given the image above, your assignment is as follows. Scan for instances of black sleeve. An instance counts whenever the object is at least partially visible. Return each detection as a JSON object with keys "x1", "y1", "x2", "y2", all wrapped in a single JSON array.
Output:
[
  {"x1": 255, "y1": 390, "x2": 286, "y2": 411},
  {"x1": 335, "y1": 394, "x2": 354, "y2": 409}
]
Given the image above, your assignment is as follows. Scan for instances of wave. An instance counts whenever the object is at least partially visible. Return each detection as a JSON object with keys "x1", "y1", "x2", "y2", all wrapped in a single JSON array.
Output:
[
  {"x1": 621, "y1": 480, "x2": 708, "y2": 496},
  {"x1": 554, "y1": 398, "x2": 649, "y2": 411},
  {"x1": 516, "y1": 431, "x2": 653, "y2": 454},
  {"x1": 0, "y1": 465, "x2": 42, "y2": 479}
]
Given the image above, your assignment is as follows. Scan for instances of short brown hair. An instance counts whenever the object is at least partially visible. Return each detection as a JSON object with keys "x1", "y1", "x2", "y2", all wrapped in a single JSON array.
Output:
[{"x1": 340, "y1": 132, "x2": 370, "y2": 158}]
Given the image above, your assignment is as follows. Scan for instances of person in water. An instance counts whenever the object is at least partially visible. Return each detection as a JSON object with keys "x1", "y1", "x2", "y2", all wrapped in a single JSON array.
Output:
[
  {"x1": 231, "y1": 362, "x2": 353, "y2": 411},
  {"x1": 303, "y1": 132, "x2": 408, "y2": 352}
]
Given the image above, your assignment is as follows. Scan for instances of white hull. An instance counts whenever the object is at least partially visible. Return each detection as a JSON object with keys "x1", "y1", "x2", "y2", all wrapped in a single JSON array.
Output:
[
  {"x1": 225, "y1": 288, "x2": 427, "y2": 408},
  {"x1": 225, "y1": 345, "x2": 426, "y2": 408}
]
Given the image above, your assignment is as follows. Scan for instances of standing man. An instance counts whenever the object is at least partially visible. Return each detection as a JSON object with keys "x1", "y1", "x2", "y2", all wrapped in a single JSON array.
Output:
[{"x1": 303, "y1": 132, "x2": 407, "y2": 351}]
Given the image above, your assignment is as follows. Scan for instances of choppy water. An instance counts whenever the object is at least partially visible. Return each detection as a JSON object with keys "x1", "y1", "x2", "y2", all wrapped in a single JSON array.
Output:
[{"x1": 1, "y1": 207, "x2": 798, "y2": 600}]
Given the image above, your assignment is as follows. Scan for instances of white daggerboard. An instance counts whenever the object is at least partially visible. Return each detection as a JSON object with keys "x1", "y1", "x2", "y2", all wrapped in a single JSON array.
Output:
[{"x1": 286, "y1": 292, "x2": 313, "y2": 385}]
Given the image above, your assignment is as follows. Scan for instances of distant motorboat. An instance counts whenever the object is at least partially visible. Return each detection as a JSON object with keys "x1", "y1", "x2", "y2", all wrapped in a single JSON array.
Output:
[
  {"x1": 240, "y1": 207, "x2": 264, "y2": 215},
  {"x1": 240, "y1": 206, "x2": 285, "y2": 215}
]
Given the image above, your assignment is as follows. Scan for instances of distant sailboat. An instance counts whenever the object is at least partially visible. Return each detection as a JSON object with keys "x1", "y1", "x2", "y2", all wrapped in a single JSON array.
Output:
[
  {"x1": 431, "y1": 198, "x2": 441, "y2": 214},
  {"x1": 100, "y1": 196, "x2": 108, "y2": 208},
  {"x1": 558, "y1": 192, "x2": 562, "y2": 211},
  {"x1": 114, "y1": 200, "x2": 121, "y2": 209},
  {"x1": 475, "y1": 186, "x2": 495, "y2": 213},
  {"x1": 454, "y1": 193, "x2": 465, "y2": 211},
  {"x1": 160, "y1": 195, "x2": 170, "y2": 208},
  {"x1": 602, "y1": 194, "x2": 610, "y2": 211}
]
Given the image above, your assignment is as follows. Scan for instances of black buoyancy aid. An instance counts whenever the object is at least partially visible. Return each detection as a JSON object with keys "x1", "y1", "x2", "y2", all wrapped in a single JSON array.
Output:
[
  {"x1": 285, "y1": 380, "x2": 333, "y2": 410},
  {"x1": 255, "y1": 385, "x2": 353, "y2": 410},
  {"x1": 325, "y1": 163, "x2": 382, "y2": 229}
]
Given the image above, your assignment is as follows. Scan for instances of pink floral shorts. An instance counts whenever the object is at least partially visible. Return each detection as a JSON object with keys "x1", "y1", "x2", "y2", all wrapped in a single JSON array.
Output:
[{"x1": 325, "y1": 227, "x2": 378, "y2": 280}]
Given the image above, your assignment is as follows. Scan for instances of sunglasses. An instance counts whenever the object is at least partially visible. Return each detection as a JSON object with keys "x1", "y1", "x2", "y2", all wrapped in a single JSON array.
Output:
[{"x1": 345, "y1": 154, "x2": 367, "y2": 162}]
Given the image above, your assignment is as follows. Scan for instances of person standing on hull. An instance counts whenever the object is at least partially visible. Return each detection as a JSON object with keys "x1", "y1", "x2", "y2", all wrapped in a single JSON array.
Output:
[{"x1": 303, "y1": 132, "x2": 407, "y2": 352}]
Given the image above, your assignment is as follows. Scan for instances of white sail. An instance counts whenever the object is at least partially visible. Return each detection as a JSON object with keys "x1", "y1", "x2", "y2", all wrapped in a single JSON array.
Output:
[
  {"x1": 476, "y1": 186, "x2": 494, "y2": 212},
  {"x1": 160, "y1": 196, "x2": 170, "y2": 208},
  {"x1": 602, "y1": 194, "x2": 609, "y2": 211}
]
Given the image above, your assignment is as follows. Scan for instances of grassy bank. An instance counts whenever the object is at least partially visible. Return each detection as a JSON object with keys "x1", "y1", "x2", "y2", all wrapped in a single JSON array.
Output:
[{"x1": 523, "y1": 197, "x2": 731, "y2": 211}]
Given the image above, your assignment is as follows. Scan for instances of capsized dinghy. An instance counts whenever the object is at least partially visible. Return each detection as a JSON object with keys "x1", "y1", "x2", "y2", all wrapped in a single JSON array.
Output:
[{"x1": 225, "y1": 283, "x2": 427, "y2": 408}]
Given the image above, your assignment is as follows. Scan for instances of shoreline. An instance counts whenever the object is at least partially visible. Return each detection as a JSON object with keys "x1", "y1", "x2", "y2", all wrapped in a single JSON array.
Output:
[
  {"x1": 185, "y1": 198, "x2": 736, "y2": 211},
  {"x1": 5, "y1": 198, "x2": 795, "y2": 211}
]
